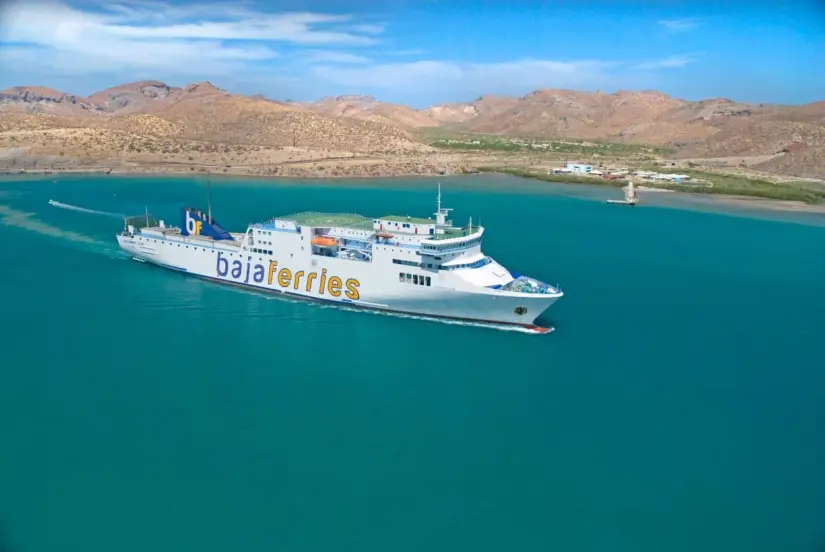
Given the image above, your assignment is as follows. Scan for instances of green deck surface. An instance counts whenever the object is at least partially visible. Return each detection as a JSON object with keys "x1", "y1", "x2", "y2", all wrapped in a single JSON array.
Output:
[
  {"x1": 381, "y1": 215, "x2": 435, "y2": 225},
  {"x1": 281, "y1": 211, "x2": 475, "y2": 240},
  {"x1": 282, "y1": 212, "x2": 375, "y2": 230}
]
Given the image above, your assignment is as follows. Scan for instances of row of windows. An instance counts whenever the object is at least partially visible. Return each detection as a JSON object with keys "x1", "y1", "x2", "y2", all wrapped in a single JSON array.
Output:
[
  {"x1": 392, "y1": 259, "x2": 420, "y2": 267},
  {"x1": 138, "y1": 237, "x2": 216, "y2": 253},
  {"x1": 392, "y1": 258, "x2": 490, "y2": 271},
  {"x1": 252, "y1": 248, "x2": 273, "y2": 255},
  {"x1": 421, "y1": 236, "x2": 482, "y2": 254},
  {"x1": 442, "y1": 257, "x2": 492, "y2": 271},
  {"x1": 399, "y1": 272, "x2": 431, "y2": 286}
]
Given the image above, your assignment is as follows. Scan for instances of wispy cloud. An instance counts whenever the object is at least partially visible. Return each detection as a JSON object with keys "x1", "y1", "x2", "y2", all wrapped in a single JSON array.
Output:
[
  {"x1": 633, "y1": 54, "x2": 700, "y2": 70},
  {"x1": 301, "y1": 50, "x2": 371, "y2": 64},
  {"x1": 657, "y1": 18, "x2": 699, "y2": 33},
  {"x1": 0, "y1": 0, "x2": 381, "y2": 79},
  {"x1": 0, "y1": 0, "x2": 700, "y2": 104},
  {"x1": 387, "y1": 49, "x2": 428, "y2": 56},
  {"x1": 313, "y1": 56, "x2": 693, "y2": 93}
]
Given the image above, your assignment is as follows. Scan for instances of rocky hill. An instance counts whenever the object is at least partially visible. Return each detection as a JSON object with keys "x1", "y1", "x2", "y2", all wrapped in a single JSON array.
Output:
[
  {"x1": 0, "y1": 79, "x2": 823, "y2": 178},
  {"x1": 297, "y1": 95, "x2": 441, "y2": 128},
  {"x1": 297, "y1": 88, "x2": 823, "y2": 177},
  {"x1": 0, "y1": 86, "x2": 103, "y2": 115},
  {"x1": 0, "y1": 81, "x2": 431, "y2": 154}
]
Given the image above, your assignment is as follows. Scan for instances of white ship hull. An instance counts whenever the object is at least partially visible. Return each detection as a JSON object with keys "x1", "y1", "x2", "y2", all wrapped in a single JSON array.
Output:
[{"x1": 116, "y1": 195, "x2": 563, "y2": 331}]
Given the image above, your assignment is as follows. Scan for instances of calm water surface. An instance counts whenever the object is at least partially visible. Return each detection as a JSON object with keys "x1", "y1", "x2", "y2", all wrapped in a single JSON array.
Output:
[{"x1": 1, "y1": 174, "x2": 824, "y2": 552}]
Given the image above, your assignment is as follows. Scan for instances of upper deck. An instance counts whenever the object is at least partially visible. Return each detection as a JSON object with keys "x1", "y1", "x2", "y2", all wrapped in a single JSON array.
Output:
[
  {"x1": 279, "y1": 212, "x2": 375, "y2": 231},
  {"x1": 273, "y1": 211, "x2": 475, "y2": 241}
]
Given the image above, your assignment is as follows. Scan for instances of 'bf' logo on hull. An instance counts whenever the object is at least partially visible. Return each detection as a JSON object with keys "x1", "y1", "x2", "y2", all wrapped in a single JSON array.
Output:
[{"x1": 185, "y1": 210, "x2": 202, "y2": 235}]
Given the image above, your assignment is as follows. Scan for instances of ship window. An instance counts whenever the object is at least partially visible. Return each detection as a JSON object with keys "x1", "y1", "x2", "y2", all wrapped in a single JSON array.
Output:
[
  {"x1": 413, "y1": 275, "x2": 418, "y2": 285},
  {"x1": 405, "y1": 274, "x2": 411, "y2": 283},
  {"x1": 418, "y1": 277, "x2": 424, "y2": 286},
  {"x1": 426, "y1": 277, "x2": 431, "y2": 286},
  {"x1": 399, "y1": 272, "x2": 405, "y2": 282}
]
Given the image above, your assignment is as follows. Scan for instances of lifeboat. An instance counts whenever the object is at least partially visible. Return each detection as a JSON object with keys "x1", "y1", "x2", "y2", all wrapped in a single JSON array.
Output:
[
  {"x1": 311, "y1": 235, "x2": 338, "y2": 247},
  {"x1": 375, "y1": 231, "x2": 394, "y2": 239}
]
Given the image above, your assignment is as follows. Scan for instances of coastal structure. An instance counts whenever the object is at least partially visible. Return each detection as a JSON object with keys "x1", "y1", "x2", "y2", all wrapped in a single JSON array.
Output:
[
  {"x1": 116, "y1": 186, "x2": 563, "y2": 332},
  {"x1": 566, "y1": 163, "x2": 593, "y2": 173},
  {"x1": 607, "y1": 180, "x2": 638, "y2": 206}
]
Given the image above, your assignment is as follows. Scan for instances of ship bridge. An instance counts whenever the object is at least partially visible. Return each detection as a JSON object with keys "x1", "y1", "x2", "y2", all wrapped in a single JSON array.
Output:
[{"x1": 419, "y1": 227, "x2": 484, "y2": 256}]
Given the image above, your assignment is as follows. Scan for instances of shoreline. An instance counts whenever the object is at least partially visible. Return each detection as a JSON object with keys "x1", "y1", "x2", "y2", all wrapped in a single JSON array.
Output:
[{"x1": 3, "y1": 164, "x2": 825, "y2": 216}]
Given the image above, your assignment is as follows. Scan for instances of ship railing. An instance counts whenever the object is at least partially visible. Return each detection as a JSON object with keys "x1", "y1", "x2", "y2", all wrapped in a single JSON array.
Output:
[
  {"x1": 501, "y1": 276, "x2": 560, "y2": 295},
  {"x1": 124, "y1": 213, "x2": 159, "y2": 230}
]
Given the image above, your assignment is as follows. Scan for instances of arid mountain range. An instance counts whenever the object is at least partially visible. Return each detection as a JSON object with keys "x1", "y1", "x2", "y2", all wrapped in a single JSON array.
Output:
[{"x1": 1, "y1": 80, "x2": 823, "y2": 178}]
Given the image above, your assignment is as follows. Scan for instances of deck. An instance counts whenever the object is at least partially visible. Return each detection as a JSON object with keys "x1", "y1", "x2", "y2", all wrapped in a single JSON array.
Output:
[{"x1": 281, "y1": 212, "x2": 375, "y2": 230}]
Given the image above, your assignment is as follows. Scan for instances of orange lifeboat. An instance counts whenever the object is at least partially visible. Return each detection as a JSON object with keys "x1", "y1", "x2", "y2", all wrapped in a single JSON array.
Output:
[
  {"x1": 375, "y1": 231, "x2": 394, "y2": 239},
  {"x1": 311, "y1": 235, "x2": 338, "y2": 247}
]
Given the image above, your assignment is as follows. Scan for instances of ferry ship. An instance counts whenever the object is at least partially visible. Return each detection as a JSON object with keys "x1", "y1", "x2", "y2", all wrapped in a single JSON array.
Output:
[{"x1": 116, "y1": 187, "x2": 563, "y2": 331}]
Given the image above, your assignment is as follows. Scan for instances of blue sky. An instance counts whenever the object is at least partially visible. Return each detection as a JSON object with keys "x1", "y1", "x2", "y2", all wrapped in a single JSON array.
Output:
[{"x1": 0, "y1": 0, "x2": 823, "y2": 106}]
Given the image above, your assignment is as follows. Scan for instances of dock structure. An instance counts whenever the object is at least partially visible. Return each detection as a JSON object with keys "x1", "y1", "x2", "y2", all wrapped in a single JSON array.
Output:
[{"x1": 606, "y1": 181, "x2": 638, "y2": 206}]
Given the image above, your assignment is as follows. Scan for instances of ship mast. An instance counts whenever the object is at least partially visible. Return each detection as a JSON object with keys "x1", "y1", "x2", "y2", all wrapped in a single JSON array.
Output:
[
  {"x1": 433, "y1": 182, "x2": 453, "y2": 235},
  {"x1": 206, "y1": 178, "x2": 213, "y2": 224}
]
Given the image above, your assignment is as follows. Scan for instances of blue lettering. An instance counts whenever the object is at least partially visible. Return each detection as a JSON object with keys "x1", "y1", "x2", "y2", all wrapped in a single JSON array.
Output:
[
  {"x1": 244, "y1": 259, "x2": 251, "y2": 284},
  {"x1": 231, "y1": 260, "x2": 242, "y2": 279},
  {"x1": 253, "y1": 264, "x2": 264, "y2": 283},
  {"x1": 216, "y1": 251, "x2": 228, "y2": 277}
]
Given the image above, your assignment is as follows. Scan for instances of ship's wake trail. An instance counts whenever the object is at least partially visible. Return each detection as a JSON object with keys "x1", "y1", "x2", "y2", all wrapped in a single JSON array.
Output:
[
  {"x1": 0, "y1": 204, "x2": 119, "y2": 256},
  {"x1": 48, "y1": 199, "x2": 124, "y2": 218}
]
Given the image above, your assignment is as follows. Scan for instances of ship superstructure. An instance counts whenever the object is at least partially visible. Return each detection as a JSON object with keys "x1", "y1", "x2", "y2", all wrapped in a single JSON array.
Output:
[{"x1": 116, "y1": 186, "x2": 563, "y2": 331}]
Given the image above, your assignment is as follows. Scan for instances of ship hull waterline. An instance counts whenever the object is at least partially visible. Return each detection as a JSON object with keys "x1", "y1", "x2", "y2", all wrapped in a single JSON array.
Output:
[{"x1": 123, "y1": 250, "x2": 559, "y2": 333}]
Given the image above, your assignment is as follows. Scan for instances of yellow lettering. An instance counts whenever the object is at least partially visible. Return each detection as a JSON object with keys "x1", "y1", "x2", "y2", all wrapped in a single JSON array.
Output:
[
  {"x1": 293, "y1": 270, "x2": 305, "y2": 290},
  {"x1": 277, "y1": 268, "x2": 292, "y2": 288},
  {"x1": 344, "y1": 278, "x2": 360, "y2": 301},
  {"x1": 267, "y1": 261, "x2": 278, "y2": 285},
  {"x1": 327, "y1": 276, "x2": 342, "y2": 297},
  {"x1": 195, "y1": 221, "x2": 202, "y2": 235},
  {"x1": 318, "y1": 269, "x2": 327, "y2": 294},
  {"x1": 305, "y1": 272, "x2": 317, "y2": 292}
]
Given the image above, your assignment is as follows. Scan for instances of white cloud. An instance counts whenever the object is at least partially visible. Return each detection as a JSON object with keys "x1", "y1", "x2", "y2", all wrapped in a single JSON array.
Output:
[
  {"x1": 301, "y1": 50, "x2": 371, "y2": 64},
  {"x1": 0, "y1": 0, "x2": 382, "y2": 79},
  {"x1": 388, "y1": 49, "x2": 428, "y2": 56},
  {"x1": 0, "y1": 0, "x2": 699, "y2": 104},
  {"x1": 657, "y1": 18, "x2": 698, "y2": 32},
  {"x1": 312, "y1": 56, "x2": 688, "y2": 93},
  {"x1": 633, "y1": 54, "x2": 699, "y2": 70}
]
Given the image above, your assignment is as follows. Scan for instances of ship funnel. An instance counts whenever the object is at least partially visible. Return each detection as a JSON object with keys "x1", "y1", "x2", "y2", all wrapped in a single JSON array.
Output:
[{"x1": 180, "y1": 207, "x2": 234, "y2": 240}]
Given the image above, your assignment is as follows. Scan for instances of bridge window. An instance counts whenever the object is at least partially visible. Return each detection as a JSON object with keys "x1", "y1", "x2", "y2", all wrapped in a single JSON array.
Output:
[{"x1": 392, "y1": 259, "x2": 420, "y2": 267}]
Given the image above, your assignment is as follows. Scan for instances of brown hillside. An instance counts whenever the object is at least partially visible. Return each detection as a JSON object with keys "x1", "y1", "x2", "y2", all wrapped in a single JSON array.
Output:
[
  {"x1": 0, "y1": 86, "x2": 101, "y2": 115},
  {"x1": 301, "y1": 95, "x2": 440, "y2": 128},
  {"x1": 0, "y1": 78, "x2": 823, "y2": 177},
  {"x1": 88, "y1": 80, "x2": 180, "y2": 114}
]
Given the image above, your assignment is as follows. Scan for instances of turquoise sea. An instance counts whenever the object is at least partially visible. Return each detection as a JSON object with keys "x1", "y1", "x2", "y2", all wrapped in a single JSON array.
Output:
[{"x1": 1, "y1": 174, "x2": 825, "y2": 552}]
